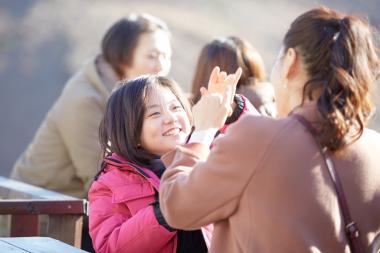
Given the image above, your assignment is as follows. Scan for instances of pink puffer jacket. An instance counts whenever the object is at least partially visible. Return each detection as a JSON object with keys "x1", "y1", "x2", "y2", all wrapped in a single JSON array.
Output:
[{"x1": 89, "y1": 154, "x2": 212, "y2": 253}]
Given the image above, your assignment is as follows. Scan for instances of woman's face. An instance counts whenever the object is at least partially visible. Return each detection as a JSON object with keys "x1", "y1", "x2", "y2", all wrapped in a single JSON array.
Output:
[
  {"x1": 270, "y1": 46, "x2": 308, "y2": 117},
  {"x1": 140, "y1": 85, "x2": 191, "y2": 156},
  {"x1": 125, "y1": 30, "x2": 172, "y2": 79}
]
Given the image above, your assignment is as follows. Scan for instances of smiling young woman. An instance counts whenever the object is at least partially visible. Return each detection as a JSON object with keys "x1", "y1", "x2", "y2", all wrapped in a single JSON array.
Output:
[{"x1": 88, "y1": 69, "x2": 255, "y2": 253}]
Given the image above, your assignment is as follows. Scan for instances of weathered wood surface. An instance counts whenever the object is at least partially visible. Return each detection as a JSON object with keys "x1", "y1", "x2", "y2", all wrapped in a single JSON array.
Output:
[
  {"x1": 0, "y1": 237, "x2": 89, "y2": 253},
  {"x1": 0, "y1": 176, "x2": 88, "y2": 248}
]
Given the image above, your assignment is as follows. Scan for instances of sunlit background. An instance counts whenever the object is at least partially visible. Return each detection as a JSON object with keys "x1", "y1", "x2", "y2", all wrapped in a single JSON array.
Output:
[{"x1": 1, "y1": 0, "x2": 379, "y2": 176}]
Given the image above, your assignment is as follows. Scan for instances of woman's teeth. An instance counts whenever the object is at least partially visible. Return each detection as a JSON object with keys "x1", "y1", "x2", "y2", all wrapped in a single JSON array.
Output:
[{"x1": 163, "y1": 128, "x2": 180, "y2": 136}]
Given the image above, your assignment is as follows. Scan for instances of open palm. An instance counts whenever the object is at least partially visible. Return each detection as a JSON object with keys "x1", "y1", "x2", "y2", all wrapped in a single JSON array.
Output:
[{"x1": 201, "y1": 66, "x2": 242, "y2": 106}]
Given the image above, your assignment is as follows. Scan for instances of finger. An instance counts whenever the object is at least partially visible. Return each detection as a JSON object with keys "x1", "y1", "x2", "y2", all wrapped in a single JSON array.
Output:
[
  {"x1": 208, "y1": 66, "x2": 220, "y2": 86},
  {"x1": 200, "y1": 87, "x2": 209, "y2": 96},
  {"x1": 220, "y1": 71, "x2": 227, "y2": 80},
  {"x1": 234, "y1": 67, "x2": 242, "y2": 82},
  {"x1": 224, "y1": 86, "x2": 234, "y2": 116},
  {"x1": 224, "y1": 67, "x2": 242, "y2": 86},
  {"x1": 223, "y1": 74, "x2": 237, "y2": 102},
  {"x1": 222, "y1": 85, "x2": 232, "y2": 105},
  {"x1": 224, "y1": 74, "x2": 236, "y2": 85},
  {"x1": 216, "y1": 71, "x2": 227, "y2": 86}
]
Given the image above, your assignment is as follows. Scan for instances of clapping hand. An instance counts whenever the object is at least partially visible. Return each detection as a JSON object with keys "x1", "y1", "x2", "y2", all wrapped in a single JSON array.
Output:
[
  {"x1": 192, "y1": 67, "x2": 242, "y2": 131},
  {"x1": 200, "y1": 66, "x2": 242, "y2": 115}
]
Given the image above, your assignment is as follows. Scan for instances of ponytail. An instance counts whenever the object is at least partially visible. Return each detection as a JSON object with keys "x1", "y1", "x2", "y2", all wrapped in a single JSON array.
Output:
[{"x1": 284, "y1": 7, "x2": 380, "y2": 151}]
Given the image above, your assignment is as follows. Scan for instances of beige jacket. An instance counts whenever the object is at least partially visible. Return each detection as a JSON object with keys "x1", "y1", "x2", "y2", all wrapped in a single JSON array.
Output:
[
  {"x1": 11, "y1": 56, "x2": 118, "y2": 198},
  {"x1": 160, "y1": 105, "x2": 380, "y2": 253}
]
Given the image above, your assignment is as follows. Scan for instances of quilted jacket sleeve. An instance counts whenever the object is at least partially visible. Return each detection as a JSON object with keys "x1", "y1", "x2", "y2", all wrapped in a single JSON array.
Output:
[
  {"x1": 218, "y1": 94, "x2": 259, "y2": 134},
  {"x1": 88, "y1": 180, "x2": 176, "y2": 253}
]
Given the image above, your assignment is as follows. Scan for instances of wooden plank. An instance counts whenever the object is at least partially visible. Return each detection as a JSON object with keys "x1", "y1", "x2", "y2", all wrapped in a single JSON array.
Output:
[
  {"x1": 0, "y1": 199, "x2": 86, "y2": 215},
  {"x1": 0, "y1": 177, "x2": 88, "y2": 247},
  {"x1": 10, "y1": 215, "x2": 39, "y2": 237},
  {"x1": 0, "y1": 215, "x2": 11, "y2": 237},
  {"x1": 47, "y1": 215, "x2": 83, "y2": 248},
  {"x1": 0, "y1": 237, "x2": 88, "y2": 253},
  {"x1": 0, "y1": 176, "x2": 77, "y2": 200}
]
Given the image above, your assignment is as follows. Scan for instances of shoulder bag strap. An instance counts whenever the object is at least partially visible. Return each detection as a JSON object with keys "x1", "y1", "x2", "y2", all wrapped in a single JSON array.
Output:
[{"x1": 292, "y1": 114, "x2": 364, "y2": 253}]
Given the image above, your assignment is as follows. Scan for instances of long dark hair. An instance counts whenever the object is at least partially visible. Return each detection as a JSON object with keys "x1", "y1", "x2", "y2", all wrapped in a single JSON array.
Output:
[
  {"x1": 284, "y1": 7, "x2": 380, "y2": 151},
  {"x1": 101, "y1": 14, "x2": 170, "y2": 79},
  {"x1": 191, "y1": 36, "x2": 267, "y2": 103},
  {"x1": 98, "y1": 75, "x2": 191, "y2": 171}
]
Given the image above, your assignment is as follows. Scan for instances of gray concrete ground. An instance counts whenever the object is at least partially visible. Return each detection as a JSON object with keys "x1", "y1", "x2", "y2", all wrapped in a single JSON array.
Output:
[{"x1": 0, "y1": 0, "x2": 379, "y2": 176}]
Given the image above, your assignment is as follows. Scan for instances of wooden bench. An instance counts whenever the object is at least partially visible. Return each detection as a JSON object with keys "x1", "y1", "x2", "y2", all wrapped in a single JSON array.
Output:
[
  {"x1": 0, "y1": 237, "x2": 88, "y2": 253},
  {"x1": 0, "y1": 176, "x2": 88, "y2": 248}
]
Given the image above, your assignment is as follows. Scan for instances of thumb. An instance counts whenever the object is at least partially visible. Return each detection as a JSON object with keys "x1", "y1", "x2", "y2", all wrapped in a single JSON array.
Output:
[
  {"x1": 200, "y1": 87, "x2": 209, "y2": 96},
  {"x1": 208, "y1": 66, "x2": 220, "y2": 87},
  {"x1": 234, "y1": 67, "x2": 242, "y2": 83}
]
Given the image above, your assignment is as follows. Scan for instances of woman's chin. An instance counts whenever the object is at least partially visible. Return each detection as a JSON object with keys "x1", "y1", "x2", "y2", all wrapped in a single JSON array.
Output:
[
  {"x1": 172, "y1": 137, "x2": 187, "y2": 146},
  {"x1": 164, "y1": 133, "x2": 187, "y2": 142}
]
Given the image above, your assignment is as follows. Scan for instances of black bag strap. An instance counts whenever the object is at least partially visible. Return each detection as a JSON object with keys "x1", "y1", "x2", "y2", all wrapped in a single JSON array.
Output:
[{"x1": 292, "y1": 114, "x2": 365, "y2": 253}]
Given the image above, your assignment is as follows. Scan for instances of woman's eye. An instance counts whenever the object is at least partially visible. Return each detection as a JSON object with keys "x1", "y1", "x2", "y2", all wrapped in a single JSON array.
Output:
[
  {"x1": 148, "y1": 112, "x2": 160, "y2": 117},
  {"x1": 147, "y1": 53, "x2": 158, "y2": 59},
  {"x1": 172, "y1": 105, "x2": 183, "y2": 111}
]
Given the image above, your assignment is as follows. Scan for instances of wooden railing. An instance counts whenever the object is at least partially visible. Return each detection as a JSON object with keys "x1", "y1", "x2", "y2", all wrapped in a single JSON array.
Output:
[{"x1": 0, "y1": 176, "x2": 88, "y2": 248}]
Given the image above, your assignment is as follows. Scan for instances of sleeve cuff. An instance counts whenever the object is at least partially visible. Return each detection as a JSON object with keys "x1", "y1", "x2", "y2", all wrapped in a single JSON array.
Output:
[
  {"x1": 152, "y1": 201, "x2": 175, "y2": 232},
  {"x1": 188, "y1": 128, "x2": 218, "y2": 147},
  {"x1": 225, "y1": 94, "x2": 245, "y2": 125}
]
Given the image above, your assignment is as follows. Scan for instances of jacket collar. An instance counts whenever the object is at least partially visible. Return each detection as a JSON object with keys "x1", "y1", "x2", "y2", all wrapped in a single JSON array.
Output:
[
  {"x1": 288, "y1": 102, "x2": 322, "y2": 131},
  {"x1": 82, "y1": 55, "x2": 119, "y2": 100},
  {"x1": 105, "y1": 153, "x2": 161, "y2": 191},
  {"x1": 95, "y1": 55, "x2": 119, "y2": 92}
]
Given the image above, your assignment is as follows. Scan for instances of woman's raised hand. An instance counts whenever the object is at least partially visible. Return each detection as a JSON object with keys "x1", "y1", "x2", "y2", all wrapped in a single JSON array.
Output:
[
  {"x1": 192, "y1": 67, "x2": 242, "y2": 131},
  {"x1": 201, "y1": 66, "x2": 242, "y2": 106},
  {"x1": 192, "y1": 85, "x2": 233, "y2": 131}
]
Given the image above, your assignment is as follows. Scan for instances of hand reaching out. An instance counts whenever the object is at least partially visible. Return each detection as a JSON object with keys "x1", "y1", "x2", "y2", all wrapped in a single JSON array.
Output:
[
  {"x1": 192, "y1": 66, "x2": 242, "y2": 131},
  {"x1": 192, "y1": 85, "x2": 233, "y2": 131},
  {"x1": 201, "y1": 66, "x2": 242, "y2": 107}
]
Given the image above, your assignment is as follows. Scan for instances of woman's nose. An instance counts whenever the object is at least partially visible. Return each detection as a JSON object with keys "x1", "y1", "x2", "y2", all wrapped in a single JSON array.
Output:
[
  {"x1": 155, "y1": 58, "x2": 163, "y2": 73},
  {"x1": 155, "y1": 55, "x2": 169, "y2": 74},
  {"x1": 163, "y1": 110, "x2": 176, "y2": 124}
]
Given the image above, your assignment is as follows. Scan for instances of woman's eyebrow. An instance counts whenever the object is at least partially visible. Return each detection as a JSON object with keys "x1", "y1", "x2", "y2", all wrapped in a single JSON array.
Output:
[
  {"x1": 146, "y1": 104, "x2": 160, "y2": 109},
  {"x1": 147, "y1": 99, "x2": 178, "y2": 109}
]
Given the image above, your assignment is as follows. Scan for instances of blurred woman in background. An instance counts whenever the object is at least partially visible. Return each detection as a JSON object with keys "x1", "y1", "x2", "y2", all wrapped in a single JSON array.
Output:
[
  {"x1": 11, "y1": 13, "x2": 172, "y2": 252},
  {"x1": 11, "y1": 13, "x2": 172, "y2": 198},
  {"x1": 191, "y1": 36, "x2": 276, "y2": 117}
]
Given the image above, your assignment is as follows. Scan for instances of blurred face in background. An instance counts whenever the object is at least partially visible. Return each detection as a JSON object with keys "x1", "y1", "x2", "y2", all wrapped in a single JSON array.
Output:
[{"x1": 125, "y1": 30, "x2": 172, "y2": 79}]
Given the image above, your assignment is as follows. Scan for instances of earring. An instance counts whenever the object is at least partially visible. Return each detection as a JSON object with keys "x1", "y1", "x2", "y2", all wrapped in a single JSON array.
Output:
[{"x1": 283, "y1": 81, "x2": 288, "y2": 89}]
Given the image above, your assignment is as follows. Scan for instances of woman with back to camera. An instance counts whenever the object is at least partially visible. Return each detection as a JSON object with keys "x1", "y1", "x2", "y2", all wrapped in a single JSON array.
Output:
[
  {"x1": 191, "y1": 36, "x2": 277, "y2": 117},
  {"x1": 159, "y1": 6, "x2": 380, "y2": 253}
]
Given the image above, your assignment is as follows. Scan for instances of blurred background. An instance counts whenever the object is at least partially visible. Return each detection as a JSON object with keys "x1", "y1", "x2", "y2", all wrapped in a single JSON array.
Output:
[{"x1": 1, "y1": 0, "x2": 379, "y2": 176}]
